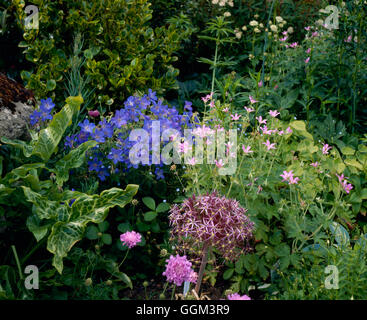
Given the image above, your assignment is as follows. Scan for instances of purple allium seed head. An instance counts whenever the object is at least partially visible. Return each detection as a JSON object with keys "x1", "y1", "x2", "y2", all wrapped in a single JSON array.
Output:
[
  {"x1": 162, "y1": 254, "x2": 195, "y2": 286},
  {"x1": 120, "y1": 231, "x2": 142, "y2": 249},
  {"x1": 168, "y1": 192, "x2": 254, "y2": 261}
]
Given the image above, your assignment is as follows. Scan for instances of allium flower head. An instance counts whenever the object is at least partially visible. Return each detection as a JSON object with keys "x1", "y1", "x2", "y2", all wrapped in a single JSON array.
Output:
[
  {"x1": 120, "y1": 230, "x2": 142, "y2": 248},
  {"x1": 168, "y1": 192, "x2": 254, "y2": 261},
  {"x1": 162, "y1": 254, "x2": 195, "y2": 286}
]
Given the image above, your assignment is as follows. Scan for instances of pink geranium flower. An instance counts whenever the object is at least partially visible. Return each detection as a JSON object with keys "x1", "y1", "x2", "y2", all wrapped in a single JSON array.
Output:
[
  {"x1": 269, "y1": 110, "x2": 280, "y2": 118},
  {"x1": 244, "y1": 106, "x2": 255, "y2": 113},
  {"x1": 322, "y1": 143, "x2": 332, "y2": 155},
  {"x1": 256, "y1": 116, "x2": 267, "y2": 125},
  {"x1": 249, "y1": 95, "x2": 258, "y2": 104},
  {"x1": 242, "y1": 145, "x2": 253, "y2": 154},
  {"x1": 263, "y1": 139, "x2": 276, "y2": 150},
  {"x1": 231, "y1": 113, "x2": 241, "y2": 121}
]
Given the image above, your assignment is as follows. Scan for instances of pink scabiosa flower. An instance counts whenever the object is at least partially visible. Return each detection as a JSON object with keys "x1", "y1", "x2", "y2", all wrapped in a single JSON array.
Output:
[
  {"x1": 306, "y1": 48, "x2": 311, "y2": 54},
  {"x1": 227, "y1": 293, "x2": 251, "y2": 300},
  {"x1": 162, "y1": 254, "x2": 195, "y2": 286},
  {"x1": 249, "y1": 95, "x2": 258, "y2": 104},
  {"x1": 322, "y1": 143, "x2": 332, "y2": 155},
  {"x1": 258, "y1": 81, "x2": 263, "y2": 87},
  {"x1": 305, "y1": 26, "x2": 311, "y2": 31},
  {"x1": 223, "y1": 107, "x2": 229, "y2": 113},
  {"x1": 310, "y1": 162, "x2": 319, "y2": 168},
  {"x1": 305, "y1": 57, "x2": 310, "y2": 64},
  {"x1": 120, "y1": 231, "x2": 142, "y2": 249},
  {"x1": 168, "y1": 192, "x2": 254, "y2": 261}
]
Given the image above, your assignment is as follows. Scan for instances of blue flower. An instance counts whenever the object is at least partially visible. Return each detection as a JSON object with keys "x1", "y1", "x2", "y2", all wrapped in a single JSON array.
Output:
[
  {"x1": 97, "y1": 167, "x2": 110, "y2": 181},
  {"x1": 107, "y1": 147, "x2": 124, "y2": 164},
  {"x1": 155, "y1": 167, "x2": 165, "y2": 180},
  {"x1": 111, "y1": 110, "x2": 127, "y2": 128},
  {"x1": 79, "y1": 119, "x2": 96, "y2": 134},
  {"x1": 99, "y1": 119, "x2": 114, "y2": 138},
  {"x1": 40, "y1": 98, "x2": 55, "y2": 111},
  {"x1": 88, "y1": 158, "x2": 103, "y2": 172},
  {"x1": 39, "y1": 104, "x2": 53, "y2": 122},
  {"x1": 30, "y1": 110, "x2": 41, "y2": 126},
  {"x1": 91, "y1": 128, "x2": 106, "y2": 143}
]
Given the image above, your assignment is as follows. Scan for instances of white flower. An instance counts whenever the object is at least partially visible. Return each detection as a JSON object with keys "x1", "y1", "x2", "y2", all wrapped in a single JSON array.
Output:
[
  {"x1": 287, "y1": 26, "x2": 294, "y2": 34},
  {"x1": 249, "y1": 20, "x2": 258, "y2": 27},
  {"x1": 270, "y1": 24, "x2": 278, "y2": 32},
  {"x1": 224, "y1": 11, "x2": 231, "y2": 17},
  {"x1": 259, "y1": 23, "x2": 264, "y2": 28},
  {"x1": 242, "y1": 25, "x2": 247, "y2": 31},
  {"x1": 254, "y1": 14, "x2": 259, "y2": 19},
  {"x1": 212, "y1": 0, "x2": 219, "y2": 4},
  {"x1": 254, "y1": 27, "x2": 261, "y2": 33},
  {"x1": 275, "y1": 16, "x2": 283, "y2": 23},
  {"x1": 316, "y1": 19, "x2": 324, "y2": 26},
  {"x1": 228, "y1": 1, "x2": 234, "y2": 7}
]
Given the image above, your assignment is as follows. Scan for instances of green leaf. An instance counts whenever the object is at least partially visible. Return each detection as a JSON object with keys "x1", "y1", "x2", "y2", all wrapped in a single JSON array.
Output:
[
  {"x1": 117, "y1": 272, "x2": 133, "y2": 289},
  {"x1": 117, "y1": 222, "x2": 131, "y2": 233},
  {"x1": 32, "y1": 96, "x2": 83, "y2": 162},
  {"x1": 144, "y1": 211, "x2": 157, "y2": 222},
  {"x1": 46, "y1": 79, "x2": 56, "y2": 91},
  {"x1": 142, "y1": 197, "x2": 155, "y2": 210},
  {"x1": 156, "y1": 202, "x2": 171, "y2": 213},
  {"x1": 289, "y1": 121, "x2": 314, "y2": 140},
  {"x1": 0, "y1": 137, "x2": 33, "y2": 158},
  {"x1": 102, "y1": 233, "x2": 112, "y2": 245},
  {"x1": 85, "y1": 225, "x2": 99, "y2": 240},
  {"x1": 53, "y1": 140, "x2": 97, "y2": 186},
  {"x1": 39, "y1": 185, "x2": 137, "y2": 274},
  {"x1": 26, "y1": 215, "x2": 49, "y2": 241},
  {"x1": 223, "y1": 268, "x2": 234, "y2": 280},
  {"x1": 345, "y1": 158, "x2": 363, "y2": 171},
  {"x1": 98, "y1": 221, "x2": 109, "y2": 233},
  {"x1": 329, "y1": 222, "x2": 350, "y2": 247},
  {"x1": 341, "y1": 146, "x2": 355, "y2": 156}
]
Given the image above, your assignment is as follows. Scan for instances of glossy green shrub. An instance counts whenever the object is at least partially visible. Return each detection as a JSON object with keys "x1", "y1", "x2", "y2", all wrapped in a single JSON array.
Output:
[{"x1": 14, "y1": 0, "x2": 193, "y2": 109}]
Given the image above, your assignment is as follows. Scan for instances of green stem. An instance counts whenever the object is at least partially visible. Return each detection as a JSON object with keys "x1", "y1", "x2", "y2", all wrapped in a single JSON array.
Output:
[
  {"x1": 11, "y1": 245, "x2": 24, "y2": 280},
  {"x1": 170, "y1": 284, "x2": 176, "y2": 300},
  {"x1": 195, "y1": 243, "x2": 210, "y2": 294}
]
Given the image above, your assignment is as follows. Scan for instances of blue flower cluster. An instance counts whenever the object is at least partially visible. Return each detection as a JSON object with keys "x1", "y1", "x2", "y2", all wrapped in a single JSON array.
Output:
[
  {"x1": 30, "y1": 98, "x2": 55, "y2": 126},
  {"x1": 65, "y1": 90, "x2": 195, "y2": 182}
]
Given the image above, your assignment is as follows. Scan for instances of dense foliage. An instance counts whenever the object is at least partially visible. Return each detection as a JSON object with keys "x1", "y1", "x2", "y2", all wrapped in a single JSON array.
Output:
[{"x1": 0, "y1": 0, "x2": 366, "y2": 300}]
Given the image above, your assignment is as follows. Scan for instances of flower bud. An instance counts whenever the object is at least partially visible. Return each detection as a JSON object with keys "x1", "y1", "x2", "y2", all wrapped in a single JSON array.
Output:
[{"x1": 85, "y1": 278, "x2": 93, "y2": 286}]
